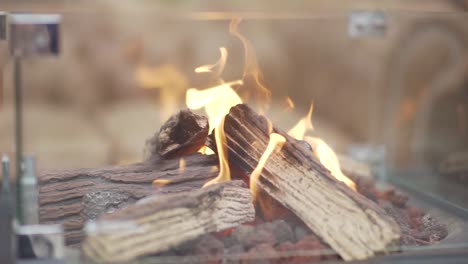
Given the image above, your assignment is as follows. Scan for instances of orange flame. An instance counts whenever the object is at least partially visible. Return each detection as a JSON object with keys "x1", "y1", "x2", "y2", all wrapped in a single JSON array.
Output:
[
  {"x1": 305, "y1": 137, "x2": 356, "y2": 190},
  {"x1": 284, "y1": 97, "x2": 295, "y2": 112},
  {"x1": 287, "y1": 103, "x2": 314, "y2": 140},
  {"x1": 288, "y1": 103, "x2": 356, "y2": 190},
  {"x1": 186, "y1": 46, "x2": 243, "y2": 187},
  {"x1": 186, "y1": 19, "x2": 272, "y2": 187},
  {"x1": 195, "y1": 47, "x2": 228, "y2": 78},
  {"x1": 152, "y1": 158, "x2": 186, "y2": 186},
  {"x1": 135, "y1": 64, "x2": 188, "y2": 121},
  {"x1": 230, "y1": 18, "x2": 271, "y2": 111},
  {"x1": 250, "y1": 133, "x2": 286, "y2": 200}
]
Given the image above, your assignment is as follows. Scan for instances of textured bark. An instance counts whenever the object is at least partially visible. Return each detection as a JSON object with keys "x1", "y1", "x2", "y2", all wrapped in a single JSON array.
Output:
[
  {"x1": 38, "y1": 153, "x2": 218, "y2": 246},
  {"x1": 143, "y1": 109, "x2": 209, "y2": 160},
  {"x1": 209, "y1": 104, "x2": 401, "y2": 261},
  {"x1": 82, "y1": 180, "x2": 255, "y2": 263}
]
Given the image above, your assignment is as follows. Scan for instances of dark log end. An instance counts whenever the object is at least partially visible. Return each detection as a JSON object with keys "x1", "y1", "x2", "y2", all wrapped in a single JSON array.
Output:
[{"x1": 144, "y1": 109, "x2": 209, "y2": 160}]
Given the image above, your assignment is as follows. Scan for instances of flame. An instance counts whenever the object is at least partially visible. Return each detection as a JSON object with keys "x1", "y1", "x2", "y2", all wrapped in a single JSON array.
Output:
[
  {"x1": 179, "y1": 158, "x2": 186, "y2": 173},
  {"x1": 305, "y1": 137, "x2": 356, "y2": 190},
  {"x1": 229, "y1": 18, "x2": 271, "y2": 110},
  {"x1": 250, "y1": 133, "x2": 286, "y2": 200},
  {"x1": 185, "y1": 19, "x2": 272, "y2": 188},
  {"x1": 135, "y1": 64, "x2": 188, "y2": 120},
  {"x1": 153, "y1": 178, "x2": 171, "y2": 187},
  {"x1": 152, "y1": 158, "x2": 186, "y2": 187},
  {"x1": 284, "y1": 97, "x2": 295, "y2": 112},
  {"x1": 186, "y1": 46, "x2": 243, "y2": 187},
  {"x1": 195, "y1": 47, "x2": 228, "y2": 77},
  {"x1": 287, "y1": 103, "x2": 314, "y2": 140},
  {"x1": 288, "y1": 103, "x2": 356, "y2": 190},
  {"x1": 186, "y1": 80, "x2": 243, "y2": 133},
  {"x1": 197, "y1": 146, "x2": 215, "y2": 155}
]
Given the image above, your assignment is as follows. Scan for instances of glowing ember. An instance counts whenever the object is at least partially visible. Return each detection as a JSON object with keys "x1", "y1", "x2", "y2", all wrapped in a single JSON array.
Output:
[
  {"x1": 152, "y1": 178, "x2": 171, "y2": 187},
  {"x1": 152, "y1": 158, "x2": 186, "y2": 187},
  {"x1": 179, "y1": 158, "x2": 186, "y2": 173},
  {"x1": 250, "y1": 133, "x2": 286, "y2": 200}
]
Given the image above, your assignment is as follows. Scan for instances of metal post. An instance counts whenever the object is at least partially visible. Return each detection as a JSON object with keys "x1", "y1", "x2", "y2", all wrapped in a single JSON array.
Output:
[
  {"x1": 1, "y1": 155, "x2": 14, "y2": 263},
  {"x1": 9, "y1": 13, "x2": 61, "y2": 225},
  {"x1": 14, "y1": 56, "x2": 23, "y2": 224}
]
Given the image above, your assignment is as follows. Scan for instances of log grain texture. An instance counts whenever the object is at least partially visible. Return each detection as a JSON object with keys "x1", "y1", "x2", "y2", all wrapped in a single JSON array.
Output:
[
  {"x1": 38, "y1": 153, "x2": 218, "y2": 246},
  {"x1": 210, "y1": 104, "x2": 401, "y2": 261},
  {"x1": 82, "y1": 180, "x2": 255, "y2": 263}
]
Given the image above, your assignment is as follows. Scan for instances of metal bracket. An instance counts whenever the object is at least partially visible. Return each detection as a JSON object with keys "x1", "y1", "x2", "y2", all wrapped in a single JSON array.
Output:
[
  {"x1": 10, "y1": 14, "x2": 61, "y2": 57},
  {"x1": 16, "y1": 224, "x2": 64, "y2": 259},
  {"x1": 348, "y1": 11, "x2": 387, "y2": 38}
]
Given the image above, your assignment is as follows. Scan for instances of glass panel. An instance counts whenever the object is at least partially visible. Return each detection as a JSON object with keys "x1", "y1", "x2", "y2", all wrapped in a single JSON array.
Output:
[{"x1": 1, "y1": 2, "x2": 468, "y2": 263}]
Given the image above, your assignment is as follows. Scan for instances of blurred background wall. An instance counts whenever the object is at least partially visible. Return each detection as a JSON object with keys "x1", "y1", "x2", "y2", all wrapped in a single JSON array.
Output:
[{"x1": 1, "y1": 0, "x2": 468, "y2": 171}]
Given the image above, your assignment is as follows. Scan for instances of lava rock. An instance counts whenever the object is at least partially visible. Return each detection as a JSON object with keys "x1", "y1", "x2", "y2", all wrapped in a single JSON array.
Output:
[
  {"x1": 293, "y1": 225, "x2": 311, "y2": 242},
  {"x1": 261, "y1": 220, "x2": 294, "y2": 244},
  {"x1": 242, "y1": 243, "x2": 277, "y2": 264},
  {"x1": 193, "y1": 235, "x2": 225, "y2": 256},
  {"x1": 223, "y1": 244, "x2": 244, "y2": 264},
  {"x1": 293, "y1": 235, "x2": 326, "y2": 263},
  {"x1": 380, "y1": 188, "x2": 409, "y2": 208},
  {"x1": 420, "y1": 214, "x2": 448, "y2": 242},
  {"x1": 231, "y1": 225, "x2": 276, "y2": 249},
  {"x1": 276, "y1": 241, "x2": 295, "y2": 252},
  {"x1": 231, "y1": 225, "x2": 255, "y2": 244}
]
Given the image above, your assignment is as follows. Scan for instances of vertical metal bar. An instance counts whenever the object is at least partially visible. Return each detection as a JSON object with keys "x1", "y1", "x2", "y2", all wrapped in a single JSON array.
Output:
[
  {"x1": 0, "y1": 155, "x2": 14, "y2": 264},
  {"x1": 14, "y1": 56, "x2": 23, "y2": 224},
  {"x1": 2, "y1": 155, "x2": 10, "y2": 193}
]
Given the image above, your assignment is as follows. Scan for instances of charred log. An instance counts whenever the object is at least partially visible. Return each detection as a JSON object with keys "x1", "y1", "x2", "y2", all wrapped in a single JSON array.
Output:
[
  {"x1": 82, "y1": 180, "x2": 255, "y2": 263},
  {"x1": 143, "y1": 109, "x2": 209, "y2": 160},
  {"x1": 208, "y1": 104, "x2": 401, "y2": 261},
  {"x1": 38, "y1": 153, "x2": 218, "y2": 245}
]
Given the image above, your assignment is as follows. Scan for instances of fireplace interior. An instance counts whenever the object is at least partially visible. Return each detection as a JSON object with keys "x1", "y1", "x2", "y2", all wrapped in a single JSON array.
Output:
[{"x1": 0, "y1": 1, "x2": 468, "y2": 264}]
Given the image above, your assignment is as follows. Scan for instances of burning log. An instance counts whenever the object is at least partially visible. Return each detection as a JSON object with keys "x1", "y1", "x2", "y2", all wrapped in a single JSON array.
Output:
[
  {"x1": 39, "y1": 109, "x2": 213, "y2": 245},
  {"x1": 82, "y1": 180, "x2": 255, "y2": 263},
  {"x1": 143, "y1": 109, "x2": 209, "y2": 160},
  {"x1": 38, "y1": 153, "x2": 218, "y2": 245},
  {"x1": 209, "y1": 104, "x2": 401, "y2": 261}
]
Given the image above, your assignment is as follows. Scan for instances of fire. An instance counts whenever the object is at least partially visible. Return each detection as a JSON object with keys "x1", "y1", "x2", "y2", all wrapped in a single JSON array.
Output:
[
  {"x1": 288, "y1": 104, "x2": 356, "y2": 190},
  {"x1": 185, "y1": 45, "x2": 243, "y2": 187},
  {"x1": 195, "y1": 47, "x2": 228, "y2": 77},
  {"x1": 186, "y1": 80, "x2": 243, "y2": 133},
  {"x1": 183, "y1": 19, "x2": 354, "y2": 194},
  {"x1": 229, "y1": 18, "x2": 271, "y2": 111},
  {"x1": 186, "y1": 19, "x2": 271, "y2": 187},
  {"x1": 152, "y1": 178, "x2": 171, "y2": 187},
  {"x1": 287, "y1": 103, "x2": 314, "y2": 140},
  {"x1": 284, "y1": 97, "x2": 295, "y2": 112},
  {"x1": 135, "y1": 64, "x2": 188, "y2": 120},
  {"x1": 250, "y1": 133, "x2": 286, "y2": 200},
  {"x1": 152, "y1": 158, "x2": 186, "y2": 186},
  {"x1": 305, "y1": 137, "x2": 356, "y2": 190}
]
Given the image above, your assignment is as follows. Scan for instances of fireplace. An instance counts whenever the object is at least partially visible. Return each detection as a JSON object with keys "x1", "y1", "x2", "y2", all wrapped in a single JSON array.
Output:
[{"x1": 0, "y1": 2, "x2": 468, "y2": 263}]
